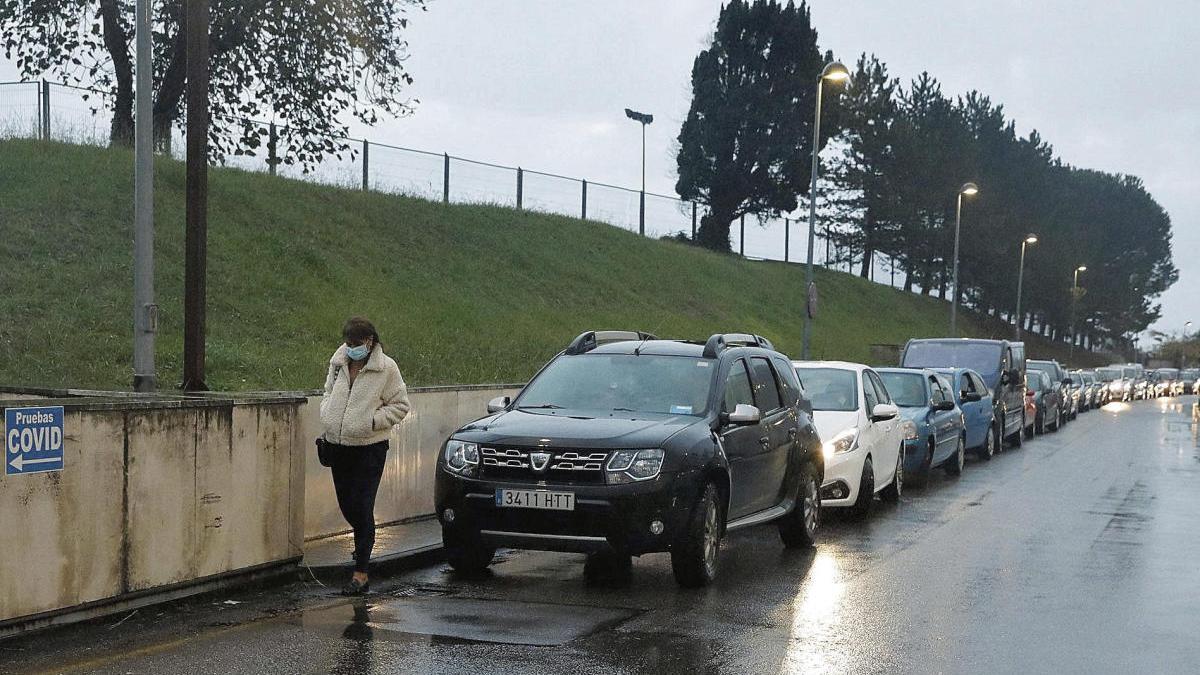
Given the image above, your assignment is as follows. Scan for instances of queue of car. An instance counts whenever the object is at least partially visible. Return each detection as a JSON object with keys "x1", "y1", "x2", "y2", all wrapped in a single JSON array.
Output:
[{"x1": 433, "y1": 330, "x2": 1184, "y2": 589}]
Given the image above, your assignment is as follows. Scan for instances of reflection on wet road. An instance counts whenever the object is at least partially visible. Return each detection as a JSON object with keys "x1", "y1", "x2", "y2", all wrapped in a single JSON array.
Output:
[{"x1": 5, "y1": 398, "x2": 1200, "y2": 674}]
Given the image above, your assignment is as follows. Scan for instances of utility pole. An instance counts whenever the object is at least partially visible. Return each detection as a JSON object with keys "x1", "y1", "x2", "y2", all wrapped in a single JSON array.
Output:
[
  {"x1": 132, "y1": 0, "x2": 156, "y2": 392},
  {"x1": 182, "y1": 0, "x2": 210, "y2": 391}
]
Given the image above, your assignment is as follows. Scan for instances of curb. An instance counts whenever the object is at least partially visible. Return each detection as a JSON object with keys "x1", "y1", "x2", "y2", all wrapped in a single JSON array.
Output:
[{"x1": 302, "y1": 543, "x2": 446, "y2": 584}]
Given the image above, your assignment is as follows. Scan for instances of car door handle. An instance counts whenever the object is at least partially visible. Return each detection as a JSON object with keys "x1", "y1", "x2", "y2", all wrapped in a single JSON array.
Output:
[{"x1": 759, "y1": 436, "x2": 771, "y2": 446}]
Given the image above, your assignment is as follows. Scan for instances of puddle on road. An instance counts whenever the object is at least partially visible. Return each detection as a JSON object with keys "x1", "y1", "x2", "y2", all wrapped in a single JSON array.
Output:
[{"x1": 301, "y1": 596, "x2": 640, "y2": 647}]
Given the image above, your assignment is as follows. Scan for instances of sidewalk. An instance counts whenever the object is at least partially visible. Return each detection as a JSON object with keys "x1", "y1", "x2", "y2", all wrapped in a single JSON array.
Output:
[{"x1": 302, "y1": 517, "x2": 444, "y2": 578}]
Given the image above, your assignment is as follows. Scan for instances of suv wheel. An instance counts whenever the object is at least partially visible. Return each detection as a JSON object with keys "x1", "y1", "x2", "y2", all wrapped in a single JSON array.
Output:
[
  {"x1": 1010, "y1": 412, "x2": 1026, "y2": 448},
  {"x1": 944, "y1": 436, "x2": 965, "y2": 477},
  {"x1": 849, "y1": 456, "x2": 875, "y2": 520},
  {"x1": 671, "y1": 482, "x2": 723, "y2": 588},
  {"x1": 778, "y1": 463, "x2": 820, "y2": 548},
  {"x1": 879, "y1": 445, "x2": 903, "y2": 503},
  {"x1": 443, "y1": 527, "x2": 496, "y2": 574}
]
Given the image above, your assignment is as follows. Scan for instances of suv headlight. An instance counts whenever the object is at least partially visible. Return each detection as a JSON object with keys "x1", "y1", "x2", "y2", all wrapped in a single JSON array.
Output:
[
  {"x1": 901, "y1": 420, "x2": 919, "y2": 441},
  {"x1": 822, "y1": 428, "x2": 859, "y2": 459},
  {"x1": 606, "y1": 449, "x2": 664, "y2": 484},
  {"x1": 444, "y1": 440, "x2": 480, "y2": 476}
]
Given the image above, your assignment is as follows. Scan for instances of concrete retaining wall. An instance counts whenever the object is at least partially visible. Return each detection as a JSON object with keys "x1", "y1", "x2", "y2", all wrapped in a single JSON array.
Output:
[
  {"x1": 303, "y1": 384, "x2": 522, "y2": 540},
  {"x1": 0, "y1": 394, "x2": 307, "y2": 628}
]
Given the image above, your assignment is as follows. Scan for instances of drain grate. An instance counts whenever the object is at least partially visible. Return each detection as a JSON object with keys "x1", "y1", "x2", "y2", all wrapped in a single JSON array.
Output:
[{"x1": 390, "y1": 583, "x2": 456, "y2": 598}]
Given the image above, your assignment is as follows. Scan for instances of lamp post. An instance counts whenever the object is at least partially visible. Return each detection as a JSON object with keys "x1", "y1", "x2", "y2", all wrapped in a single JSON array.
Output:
[
  {"x1": 1069, "y1": 265, "x2": 1086, "y2": 360},
  {"x1": 1183, "y1": 321, "x2": 1194, "y2": 370},
  {"x1": 801, "y1": 61, "x2": 851, "y2": 359},
  {"x1": 1014, "y1": 234, "x2": 1038, "y2": 341},
  {"x1": 949, "y1": 182, "x2": 979, "y2": 336},
  {"x1": 624, "y1": 108, "x2": 653, "y2": 236}
]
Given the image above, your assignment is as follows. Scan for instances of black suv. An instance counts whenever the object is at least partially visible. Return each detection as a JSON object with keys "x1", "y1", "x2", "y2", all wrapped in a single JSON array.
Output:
[{"x1": 434, "y1": 331, "x2": 824, "y2": 587}]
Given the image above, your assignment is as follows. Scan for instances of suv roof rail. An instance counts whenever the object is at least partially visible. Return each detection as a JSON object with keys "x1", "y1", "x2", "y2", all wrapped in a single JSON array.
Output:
[
  {"x1": 565, "y1": 330, "x2": 657, "y2": 355},
  {"x1": 702, "y1": 333, "x2": 774, "y2": 358}
]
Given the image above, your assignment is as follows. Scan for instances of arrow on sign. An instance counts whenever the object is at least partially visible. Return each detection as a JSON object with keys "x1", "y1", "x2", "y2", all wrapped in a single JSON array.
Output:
[{"x1": 8, "y1": 455, "x2": 59, "y2": 472}]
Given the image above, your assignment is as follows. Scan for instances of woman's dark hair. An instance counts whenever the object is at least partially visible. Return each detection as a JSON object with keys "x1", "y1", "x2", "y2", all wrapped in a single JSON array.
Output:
[{"x1": 342, "y1": 316, "x2": 382, "y2": 348}]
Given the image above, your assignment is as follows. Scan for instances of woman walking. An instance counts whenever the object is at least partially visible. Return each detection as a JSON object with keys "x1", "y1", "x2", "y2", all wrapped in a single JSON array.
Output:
[{"x1": 320, "y1": 317, "x2": 412, "y2": 595}]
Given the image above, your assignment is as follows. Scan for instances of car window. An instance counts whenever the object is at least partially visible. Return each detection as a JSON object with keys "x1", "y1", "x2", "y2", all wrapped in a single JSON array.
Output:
[
  {"x1": 936, "y1": 376, "x2": 955, "y2": 400},
  {"x1": 879, "y1": 371, "x2": 926, "y2": 407},
  {"x1": 749, "y1": 357, "x2": 783, "y2": 412},
  {"x1": 867, "y1": 370, "x2": 891, "y2": 405},
  {"x1": 723, "y1": 360, "x2": 755, "y2": 413},
  {"x1": 976, "y1": 372, "x2": 992, "y2": 396},
  {"x1": 959, "y1": 373, "x2": 976, "y2": 397},
  {"x1": 771, "y1": 356, "x2": 802, "y2": 407},
  {"x1": 517, "y1": 353, "x2": 714, "y2": 416},
  {"x1": 929, "y1": 376, "x2": 946, "y2": 405},
  {"x1": 795, "y1": 367, "x2": 858, "y2": 412},
  {"x1": 862, "y1": 373, "x2": 879, "y2": 411}
]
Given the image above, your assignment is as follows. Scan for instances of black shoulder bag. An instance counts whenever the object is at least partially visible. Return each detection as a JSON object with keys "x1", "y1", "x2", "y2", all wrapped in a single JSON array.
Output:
[{"x1": 316, "y1": 365, "x2": 342, "y2": 467}]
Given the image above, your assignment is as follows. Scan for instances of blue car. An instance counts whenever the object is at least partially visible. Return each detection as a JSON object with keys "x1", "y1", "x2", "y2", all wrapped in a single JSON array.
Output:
[
  {"x1": 934, "y1": 367, "x2": 997, "y2": 461},
  {"x1": 877, "y1": 368, "x2": 967, "y2": 484}
]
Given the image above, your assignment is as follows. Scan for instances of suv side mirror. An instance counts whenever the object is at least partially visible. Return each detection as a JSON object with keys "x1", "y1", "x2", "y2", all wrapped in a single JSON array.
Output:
[
  {"x1": 871, "y1": 403, "x2": 899, "y2": 422},
  {"x1": 726, "y1": 403, "x2": 761, "y2": 425},
  {"x1": 1063, "y1": 377, "x2": 1074, "y2": 386},
  {"x1": 999, "y1": 371, "x2": 1011, "y2": 385},
  {"x1": 487, "y1": 396, "x2": 511, "y2": 413},
  {"x1": 933, "y1": 399, "x2": 956, "y2": 412}
]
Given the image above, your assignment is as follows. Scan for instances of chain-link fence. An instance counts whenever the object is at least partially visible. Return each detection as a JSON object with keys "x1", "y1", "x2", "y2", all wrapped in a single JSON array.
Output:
[{"x1": 2, "y1": 80, "x2": 909, "y2": 282}]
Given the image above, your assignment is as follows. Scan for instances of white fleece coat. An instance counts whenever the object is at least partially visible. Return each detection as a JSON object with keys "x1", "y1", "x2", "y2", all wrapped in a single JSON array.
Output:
[{"x1": 320, "y1": 344, "x2": 412, "y2": 446}]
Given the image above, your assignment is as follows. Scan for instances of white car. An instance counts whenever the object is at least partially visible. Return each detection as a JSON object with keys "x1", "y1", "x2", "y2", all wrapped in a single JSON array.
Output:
[{"x1": 793, "y1": 361, "x2": 905, "y2": 518}]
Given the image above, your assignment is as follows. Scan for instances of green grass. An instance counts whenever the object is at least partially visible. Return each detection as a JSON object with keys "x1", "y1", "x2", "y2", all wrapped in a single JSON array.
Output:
[{"x1": 0, "y1": 139, "x2": 1106, "y2": 392}]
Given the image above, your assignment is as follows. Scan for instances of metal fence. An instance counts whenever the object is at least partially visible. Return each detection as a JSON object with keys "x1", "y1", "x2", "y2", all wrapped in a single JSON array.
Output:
[{"x1": 1, "y1": 80, "x2": 905, "y2": 280}]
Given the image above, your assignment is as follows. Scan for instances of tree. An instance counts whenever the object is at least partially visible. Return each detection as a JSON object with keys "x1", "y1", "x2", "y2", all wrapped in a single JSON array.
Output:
[
  {"x1": 675, "y1": 0, "x2": 828, "y2": 251},
  {"x1": 819, "y1": 54, "x2": 900, "y2": 278},
  {"x1": 1, "y1": 0, "x2": 424, "y2": 166}
]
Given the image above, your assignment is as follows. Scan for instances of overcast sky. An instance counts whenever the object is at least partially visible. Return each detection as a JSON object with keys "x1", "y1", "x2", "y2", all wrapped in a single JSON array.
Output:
[{"x1": 4, "y1": 0, "x2": 1196, "y2": 338}]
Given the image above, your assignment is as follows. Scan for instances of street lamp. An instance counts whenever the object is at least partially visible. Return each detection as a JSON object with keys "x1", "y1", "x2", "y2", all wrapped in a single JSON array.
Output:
[
  {"x1": 949, "y1": 182, "x2": 979, "y2": 336},
  {"x1": 1069, "y1": 265, "x2": 1086, "y2": 360},
  {"x1": 801, "y1": 61, "x2": 851, "y2": 359},
  {"x1": 624, "y1": 108, "x2": 653, "y2": 236},
  {"x1": 1014, "y1": 234, "x2": 1038, "y2": 341}
]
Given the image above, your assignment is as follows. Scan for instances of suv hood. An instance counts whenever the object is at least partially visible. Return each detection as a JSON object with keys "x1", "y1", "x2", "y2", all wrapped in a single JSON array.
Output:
[{"x1": 454, "y1": 409, "x2": 700, "y2": 449}]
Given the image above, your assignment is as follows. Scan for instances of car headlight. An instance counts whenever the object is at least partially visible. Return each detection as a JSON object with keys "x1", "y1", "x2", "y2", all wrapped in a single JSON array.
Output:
[
  {"x1": 901, "y1": 420, "x2": 919, "y2": 441},
  {"x1": 822, "y1": 428, "x2": 859, "y2": 459},
  {"x1": 443, "y1": 439, "x2": 480, "y2": 476},
  {"x1": 606, "y1": 449, "x2": 664, "y2": 484}
]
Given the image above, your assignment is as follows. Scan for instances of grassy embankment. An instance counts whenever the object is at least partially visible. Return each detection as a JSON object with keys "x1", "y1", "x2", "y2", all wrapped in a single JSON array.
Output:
[{"x1": 0, "y1": 139, "x2": 1105, "y2": 392}]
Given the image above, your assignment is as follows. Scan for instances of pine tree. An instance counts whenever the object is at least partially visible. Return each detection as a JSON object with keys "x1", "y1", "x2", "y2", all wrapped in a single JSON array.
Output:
[{"x1": 675, "y1": 0, "x2": 828, "y2": 251}]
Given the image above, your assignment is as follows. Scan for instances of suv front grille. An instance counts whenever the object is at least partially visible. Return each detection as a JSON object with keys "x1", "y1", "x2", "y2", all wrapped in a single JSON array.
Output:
[{"x1": 480, "y1": 446, "x2": 610, "y2": 484}]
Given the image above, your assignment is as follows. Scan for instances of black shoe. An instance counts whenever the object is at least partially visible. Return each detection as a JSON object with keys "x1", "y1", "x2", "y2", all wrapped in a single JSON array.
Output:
[{"x1": 341, "y1": 578, "x2": 370, "y2": 596}]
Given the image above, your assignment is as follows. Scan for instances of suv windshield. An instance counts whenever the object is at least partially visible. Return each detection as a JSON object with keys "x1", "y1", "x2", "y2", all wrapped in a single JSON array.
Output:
[
  {"x1": 517, "y1": 353, "x2": 713, "y2": 416},
  {"x1": 902, "y1": 341, "x2": 1001, "y2": 375},
  {"x1": 1096, "y1": 368, "x2": 1120, "y2": 381},
  {"x1": 879, "y1": 371, "x2": 927, "y2": 407},
  {"x1": 794, "y1": 368, "x2": 857, "y2": 412}
]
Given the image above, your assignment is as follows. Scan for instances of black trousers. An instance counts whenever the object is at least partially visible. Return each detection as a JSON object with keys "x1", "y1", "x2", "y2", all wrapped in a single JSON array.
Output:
[{"x1": 329, "y1": 441, "x2": 389, "y2": 573}]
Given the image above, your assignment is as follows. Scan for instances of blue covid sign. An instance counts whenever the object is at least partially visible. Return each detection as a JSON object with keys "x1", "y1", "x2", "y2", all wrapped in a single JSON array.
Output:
[{"x1": 5, "y1": 406, "x2": 65, "y2": 475}]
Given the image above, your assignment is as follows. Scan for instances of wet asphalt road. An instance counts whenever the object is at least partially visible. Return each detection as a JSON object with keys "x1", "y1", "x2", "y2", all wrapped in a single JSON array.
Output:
[{"x1": 4, "y1": 398, "x2": 1200, "y2": 674}]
